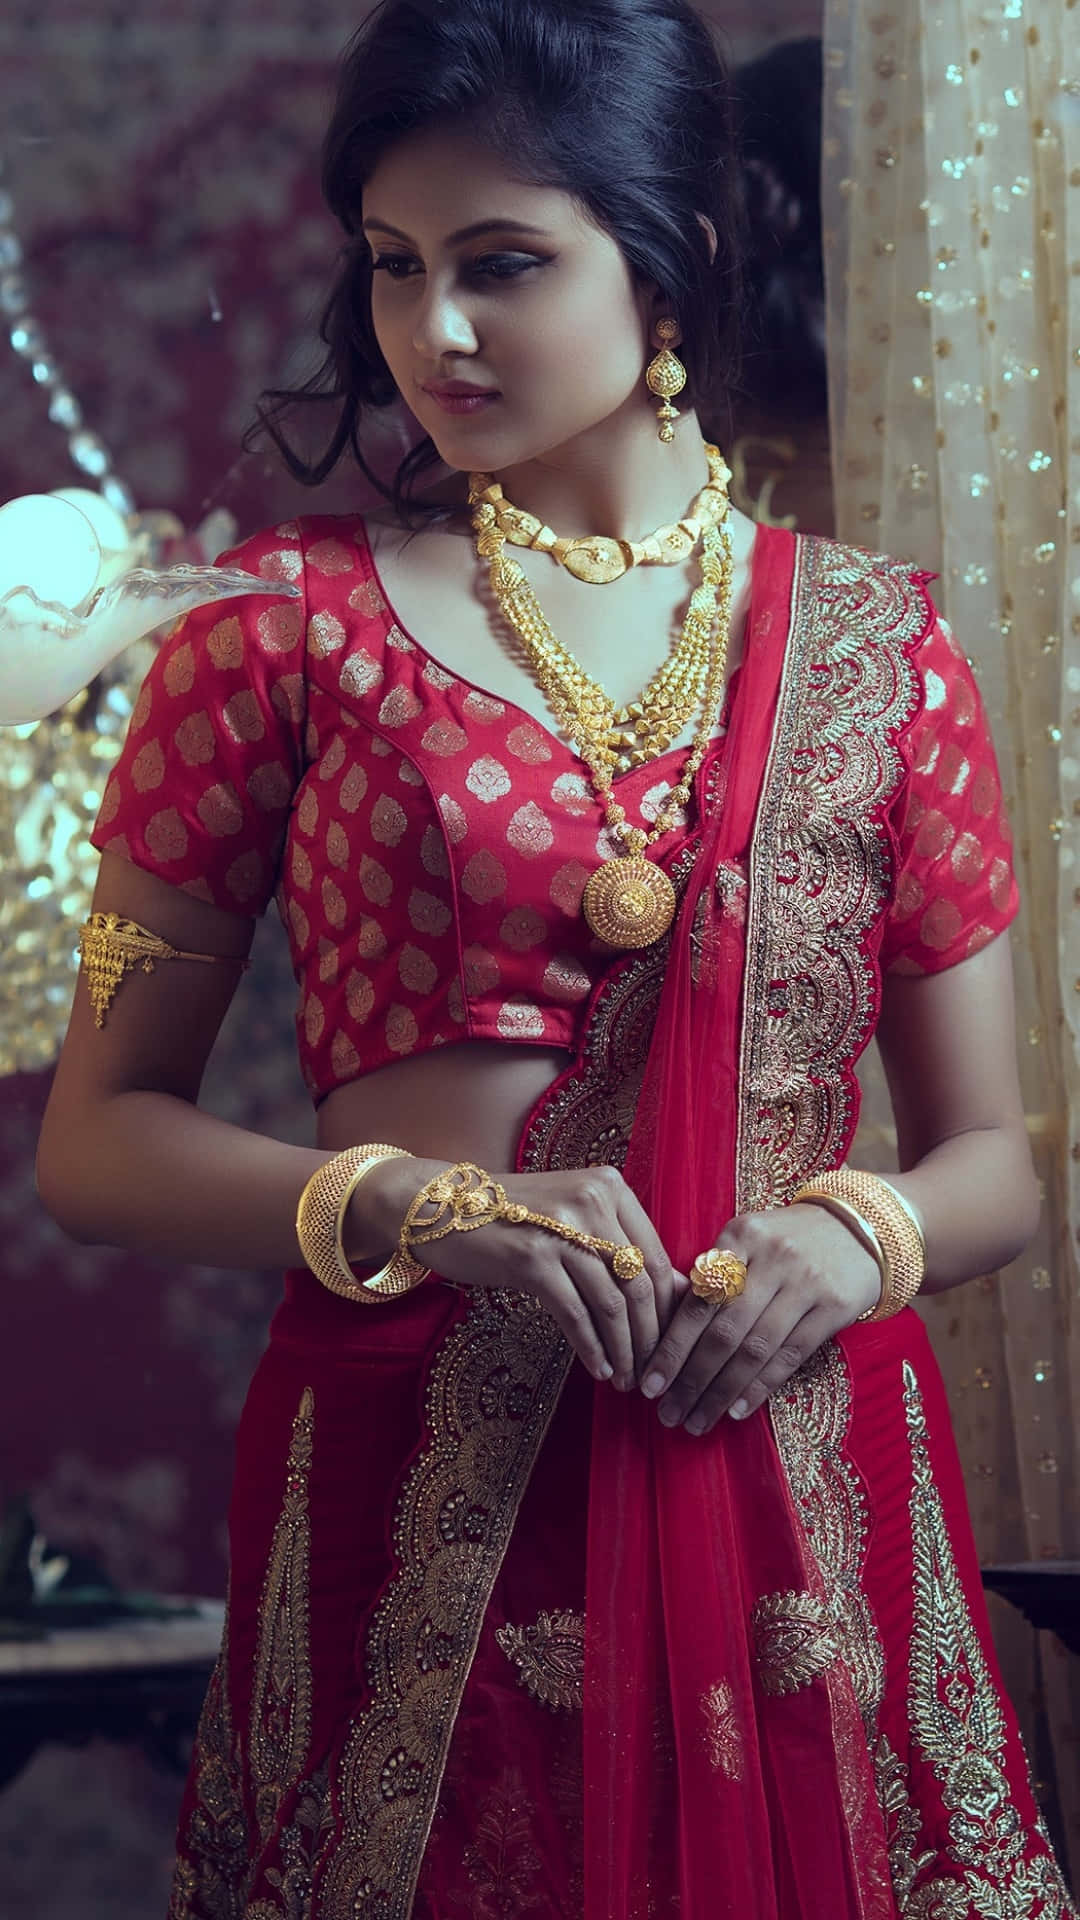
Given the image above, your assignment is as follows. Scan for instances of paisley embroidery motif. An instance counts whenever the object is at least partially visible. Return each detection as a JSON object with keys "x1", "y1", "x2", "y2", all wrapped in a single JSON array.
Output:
[
  {"x1": 750, "y1": 1590, "x2": 841, "y2": 1698},
  {"x1": 495, "y1": 1608, "x2": 586, "y2": 1712},
  {"x1": 735, "y1": 536, "x2": 928, "y2": 1212},
  {"x1": 874, "y1": 1364, "x2": 1078, "y2": 1919},
  {"x1": 701, "y1": 1679, "x2": 744, "y2": 1783},
  {"x1": 168, "y1": 1591, "x2": 249, "y2": 1920}
]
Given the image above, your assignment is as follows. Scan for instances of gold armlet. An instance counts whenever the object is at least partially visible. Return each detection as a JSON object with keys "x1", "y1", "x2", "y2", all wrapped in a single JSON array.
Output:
[
  {"x1": 792, "y1": 1168, "x2": 926, "y2": 1321},
  {"x1": 77, "y1": 912, "x2": 250, "y2": 1027},
  {"x1": 295, "y1": 1144, "x2": 430, "y2": 1305}
]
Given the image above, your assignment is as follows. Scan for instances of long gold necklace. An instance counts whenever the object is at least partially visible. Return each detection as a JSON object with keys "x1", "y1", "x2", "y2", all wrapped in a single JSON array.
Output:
[
  {"x1": 472, "y1": 443, "x2": 731, "y2": 585},
  {"x1": 471, "y1": 443, "x2": 732, "y2": 774},
  {"x1": 468, "y1": 497, "x2": 735, "y2": 949}
]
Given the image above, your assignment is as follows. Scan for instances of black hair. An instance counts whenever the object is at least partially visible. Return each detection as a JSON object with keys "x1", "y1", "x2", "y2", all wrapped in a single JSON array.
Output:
[
  {"x1": 734, "y1": 37, "x2": 827, "y2": 415},
  {"x1": 248, "y1": 0, "x2": 746, "y2": 526}
]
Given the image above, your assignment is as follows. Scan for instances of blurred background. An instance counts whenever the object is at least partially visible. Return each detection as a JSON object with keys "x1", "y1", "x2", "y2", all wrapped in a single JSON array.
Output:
[{"x1": 1, "y1": 2, "x2": 1074, "y2": 1915}]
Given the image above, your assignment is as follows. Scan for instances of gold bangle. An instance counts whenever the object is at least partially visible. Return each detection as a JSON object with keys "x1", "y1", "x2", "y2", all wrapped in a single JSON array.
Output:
[
  {"x1": 792, "y1": 1169, "x2": 925, "y2": 1321},
  {"x1": 400, "y1": 1161, "x2": 646, "y2": 1283},
  {"x1": 296, "y1": 1144, "x2": 430, "y2": 1305},
  {"x1": 791, "y1": 1191, "x2": 888, "y2": 1314}
]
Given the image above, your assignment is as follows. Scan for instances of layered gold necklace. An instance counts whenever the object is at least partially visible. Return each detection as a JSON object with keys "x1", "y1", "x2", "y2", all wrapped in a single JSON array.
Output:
[{"x1": 468, "y1": 445, "x2": 736, "y2": 949}]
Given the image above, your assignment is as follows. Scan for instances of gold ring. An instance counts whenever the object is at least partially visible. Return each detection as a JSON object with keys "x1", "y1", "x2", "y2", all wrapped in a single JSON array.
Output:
[
  {"x1": 611, "y1": 1243, "x2": 646, "y2": 1282},
  {"x1": 690, "y1": 1247, "x2": 747, "y2": 1307}
]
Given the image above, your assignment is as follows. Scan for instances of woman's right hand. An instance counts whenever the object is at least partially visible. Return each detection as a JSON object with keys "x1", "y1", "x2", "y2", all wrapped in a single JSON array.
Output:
[{"x1": 353, "y1": 1156, "x2": 682, "y2": 1390}]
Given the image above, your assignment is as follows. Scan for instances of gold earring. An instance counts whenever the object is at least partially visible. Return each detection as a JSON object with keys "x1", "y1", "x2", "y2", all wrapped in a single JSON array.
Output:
[{"x1": 646, "y1": 318, "x2": 687, "y2": 445}]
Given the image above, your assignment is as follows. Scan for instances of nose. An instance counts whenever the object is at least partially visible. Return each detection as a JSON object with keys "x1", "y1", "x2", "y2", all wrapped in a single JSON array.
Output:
[{"x1": 410, "y1": 278, "x2": 478, "y2": 364}]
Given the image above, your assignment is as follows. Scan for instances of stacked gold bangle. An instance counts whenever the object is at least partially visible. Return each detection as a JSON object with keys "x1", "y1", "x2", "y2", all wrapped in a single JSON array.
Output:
[
  {"x1": 296, "y1": 1152, "x2": 647, "y2": 1307},
  {"x1": 791, "y1": 1168, "x2": 926, "y2": 1322},
  {"x1": 295, "y1": 1144, "x2": 430, "y2": 1305}
]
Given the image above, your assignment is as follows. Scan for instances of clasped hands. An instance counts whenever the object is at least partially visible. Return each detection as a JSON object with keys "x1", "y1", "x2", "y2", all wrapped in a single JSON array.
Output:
[{"x1": 369, "y1": 1158, "x2": 883, "y2": 1437}]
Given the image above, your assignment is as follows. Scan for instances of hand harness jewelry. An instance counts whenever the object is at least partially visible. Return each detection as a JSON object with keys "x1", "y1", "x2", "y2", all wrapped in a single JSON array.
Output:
[
  {"x1": 77, "y1": 911, "x2": 250, "y2": 1027},
  {"x1": 400, "y1": 1161, "x2": 646, "y2": 1283},
  {"x1": 468, "y1": 445, "x2": 735, "y2": 950}
]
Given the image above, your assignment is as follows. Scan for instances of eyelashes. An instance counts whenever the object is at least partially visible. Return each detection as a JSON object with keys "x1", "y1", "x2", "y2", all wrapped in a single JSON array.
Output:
[{"x1": 370, "y1": 255, "x2": 543, "y2": 282}]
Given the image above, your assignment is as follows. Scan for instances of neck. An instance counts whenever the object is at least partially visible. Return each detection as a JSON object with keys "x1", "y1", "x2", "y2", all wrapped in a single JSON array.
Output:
[{"x1": 482, "y1": 412, "x2": 713, "y2": 544}]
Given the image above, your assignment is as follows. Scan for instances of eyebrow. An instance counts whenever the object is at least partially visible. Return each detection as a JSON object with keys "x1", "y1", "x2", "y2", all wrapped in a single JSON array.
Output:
[{"x1": 360, "y1": 216, "x2": 554, "y2": 246}]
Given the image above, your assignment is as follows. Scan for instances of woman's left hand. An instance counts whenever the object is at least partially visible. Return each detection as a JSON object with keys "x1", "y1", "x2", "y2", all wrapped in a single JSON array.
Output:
[{"x1": 640, "y1": 1204, "x2": 883, "y2": 1434}]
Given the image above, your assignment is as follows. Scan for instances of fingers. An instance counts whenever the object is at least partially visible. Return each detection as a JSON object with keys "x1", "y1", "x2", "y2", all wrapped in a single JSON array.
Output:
[
  {"x1": 674, "y1": 1301, "x2": 824, "y2": 1436},
  {"x1": 534, "y1": 1260, "x2": 618, "y2": 1384}
]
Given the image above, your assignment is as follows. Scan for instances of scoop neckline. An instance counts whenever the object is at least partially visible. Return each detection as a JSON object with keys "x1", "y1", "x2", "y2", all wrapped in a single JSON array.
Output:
[{"x1": 353, "y1": 512, "x2": 764, "y2": 789}]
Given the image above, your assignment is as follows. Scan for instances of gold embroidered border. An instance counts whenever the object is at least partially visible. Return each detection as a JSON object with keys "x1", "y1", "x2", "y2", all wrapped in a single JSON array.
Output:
[
  {"x1": 168, "y1": 1597, "x2": 248, "y2": 1920},
  {"x1": 735, "y1": 534, "x2": 928, "y2": 1213},
  {"x1": 313, "y1": 847, "x2": 701, "y2": 1918},
  {"x1": 762, "y1": 1343, "x2": 885, "y2": 1721},
  {"x1": 248, "y1": 1385, "x2": 315, "y2": 1846},
  {"x1": 875, "y1": 1363, "x2": 1078, "y2": 1919}
]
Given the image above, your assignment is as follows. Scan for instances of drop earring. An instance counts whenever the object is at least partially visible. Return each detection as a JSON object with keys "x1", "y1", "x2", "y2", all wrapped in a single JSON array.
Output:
[{"x1": 646, "y1": 318, "x2": 687, "y2": 445}]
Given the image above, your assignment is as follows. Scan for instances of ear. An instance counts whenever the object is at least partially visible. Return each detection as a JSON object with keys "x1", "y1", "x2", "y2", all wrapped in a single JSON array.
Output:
[{"x1": 697, "y1": 212, "x2": 718, "y2": 264}]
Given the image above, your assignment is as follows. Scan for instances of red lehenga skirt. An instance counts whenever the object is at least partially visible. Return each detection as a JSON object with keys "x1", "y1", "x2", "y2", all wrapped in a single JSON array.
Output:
[
  {"x1": 166, "y1": 1052, "x2": 1076, "y2": 1918},
  {"x1": 168, "y1": 530, "x2": 1076, "y2": 1916}
]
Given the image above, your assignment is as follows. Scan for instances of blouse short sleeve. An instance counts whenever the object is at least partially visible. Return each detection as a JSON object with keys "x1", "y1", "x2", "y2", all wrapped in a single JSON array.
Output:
[
  {"x1": 90, "y1": 522, "x2": 308, "y2": 915},
  {"x1": 879, "y1": 615, "x2": 1019, "y2": 975}
]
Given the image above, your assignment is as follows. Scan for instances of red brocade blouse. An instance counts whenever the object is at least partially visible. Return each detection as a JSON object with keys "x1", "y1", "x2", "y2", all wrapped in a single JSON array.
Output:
[{"x1": 92, "y1": 515, "x2": 1019, "y2": 1105}]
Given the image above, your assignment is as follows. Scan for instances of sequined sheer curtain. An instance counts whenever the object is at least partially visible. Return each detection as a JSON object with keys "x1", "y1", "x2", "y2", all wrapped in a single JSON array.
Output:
[{"x1": 822, "y1": 0, "x2": 1079, "y2": 1873}]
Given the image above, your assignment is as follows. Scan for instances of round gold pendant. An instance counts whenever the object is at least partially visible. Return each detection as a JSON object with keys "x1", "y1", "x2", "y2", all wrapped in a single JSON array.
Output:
[
  {"x1": 582, "y1": 856, "x2": 677, "y2": 949},
  {"x1": 562, "y1": 538, "x2": 629, "y2": 585}
]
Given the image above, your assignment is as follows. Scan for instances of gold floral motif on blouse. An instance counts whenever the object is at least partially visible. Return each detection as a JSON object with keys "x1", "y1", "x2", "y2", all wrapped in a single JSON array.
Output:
[
  {"x1": 874, "y1": 1364, "x2": 1078, "y2": 1919},
  {"x1": 495, "y1": 1608, "x2": 585, "y2": 1712}
]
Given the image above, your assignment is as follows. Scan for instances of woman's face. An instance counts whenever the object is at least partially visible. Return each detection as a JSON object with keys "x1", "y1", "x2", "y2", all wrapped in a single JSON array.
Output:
[{"x1": 361, "y1": 125, "x2": 662, "y2": 471}]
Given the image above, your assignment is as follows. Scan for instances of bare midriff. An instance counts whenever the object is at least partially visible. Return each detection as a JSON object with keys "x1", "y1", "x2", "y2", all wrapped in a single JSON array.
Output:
[{"x1": 316, "y1": 1041, "x2": 572, "y2": 1175}]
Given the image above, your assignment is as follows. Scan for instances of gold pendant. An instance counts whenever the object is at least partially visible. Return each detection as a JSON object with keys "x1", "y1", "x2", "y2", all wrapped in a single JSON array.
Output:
[
  {"x1": 561, "y1": 539, "x2": 630, "y2": 585},
  {"x1": 582, "y1": 855, "x2": 677, "y2": 949}
]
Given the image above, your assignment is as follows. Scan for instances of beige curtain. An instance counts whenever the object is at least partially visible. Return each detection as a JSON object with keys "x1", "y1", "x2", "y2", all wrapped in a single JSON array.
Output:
[{"x1": 823, "y1": 0, "x2": 1079, "y2": 1879}]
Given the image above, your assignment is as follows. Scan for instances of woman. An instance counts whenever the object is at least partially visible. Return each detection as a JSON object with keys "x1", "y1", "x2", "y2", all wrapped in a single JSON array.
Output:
[{"x1": 35, "y1": 2, "x2": 1076, "y2": 1915}]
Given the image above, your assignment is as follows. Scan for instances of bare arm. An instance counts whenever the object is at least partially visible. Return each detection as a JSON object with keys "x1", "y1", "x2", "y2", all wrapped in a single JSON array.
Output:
[
  {"x1": 36, "y1": 851, "x2": 340, "y2": 1269},
  {"x1": 874, "y1": 930, "x2": 1039, "y2": 1290}
]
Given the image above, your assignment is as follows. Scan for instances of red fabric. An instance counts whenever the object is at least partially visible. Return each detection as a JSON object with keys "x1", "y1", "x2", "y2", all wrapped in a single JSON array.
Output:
[
  {"x1": 93, "y1": 521, "x2": 1017, "y2": 1108},
  {"x1": 164, "y1": 531, "x2": 1069, "y2": 1918},
  {"x1": 92, "y1": 516, "x2": 725, "y2": 1101}
]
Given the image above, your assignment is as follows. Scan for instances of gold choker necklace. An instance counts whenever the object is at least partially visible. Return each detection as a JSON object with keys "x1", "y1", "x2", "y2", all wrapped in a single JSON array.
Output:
[
  {"x1": 468, "y1": 451, "x2": 736, "y2": 948},
  {"x1": 470, "y1": 444, "x2": 731, "y2": 586}
]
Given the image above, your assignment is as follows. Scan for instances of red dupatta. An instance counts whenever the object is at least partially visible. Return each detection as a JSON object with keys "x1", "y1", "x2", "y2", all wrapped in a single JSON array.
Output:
[{"x1": 582, "y1": 527, "x2": 898, "y2": 1919}]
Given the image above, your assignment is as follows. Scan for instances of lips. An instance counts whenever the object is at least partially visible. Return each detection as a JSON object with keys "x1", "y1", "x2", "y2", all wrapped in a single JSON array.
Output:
[{"x1": 421, "y1": 381, "x2": 498, "y2": 398}]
